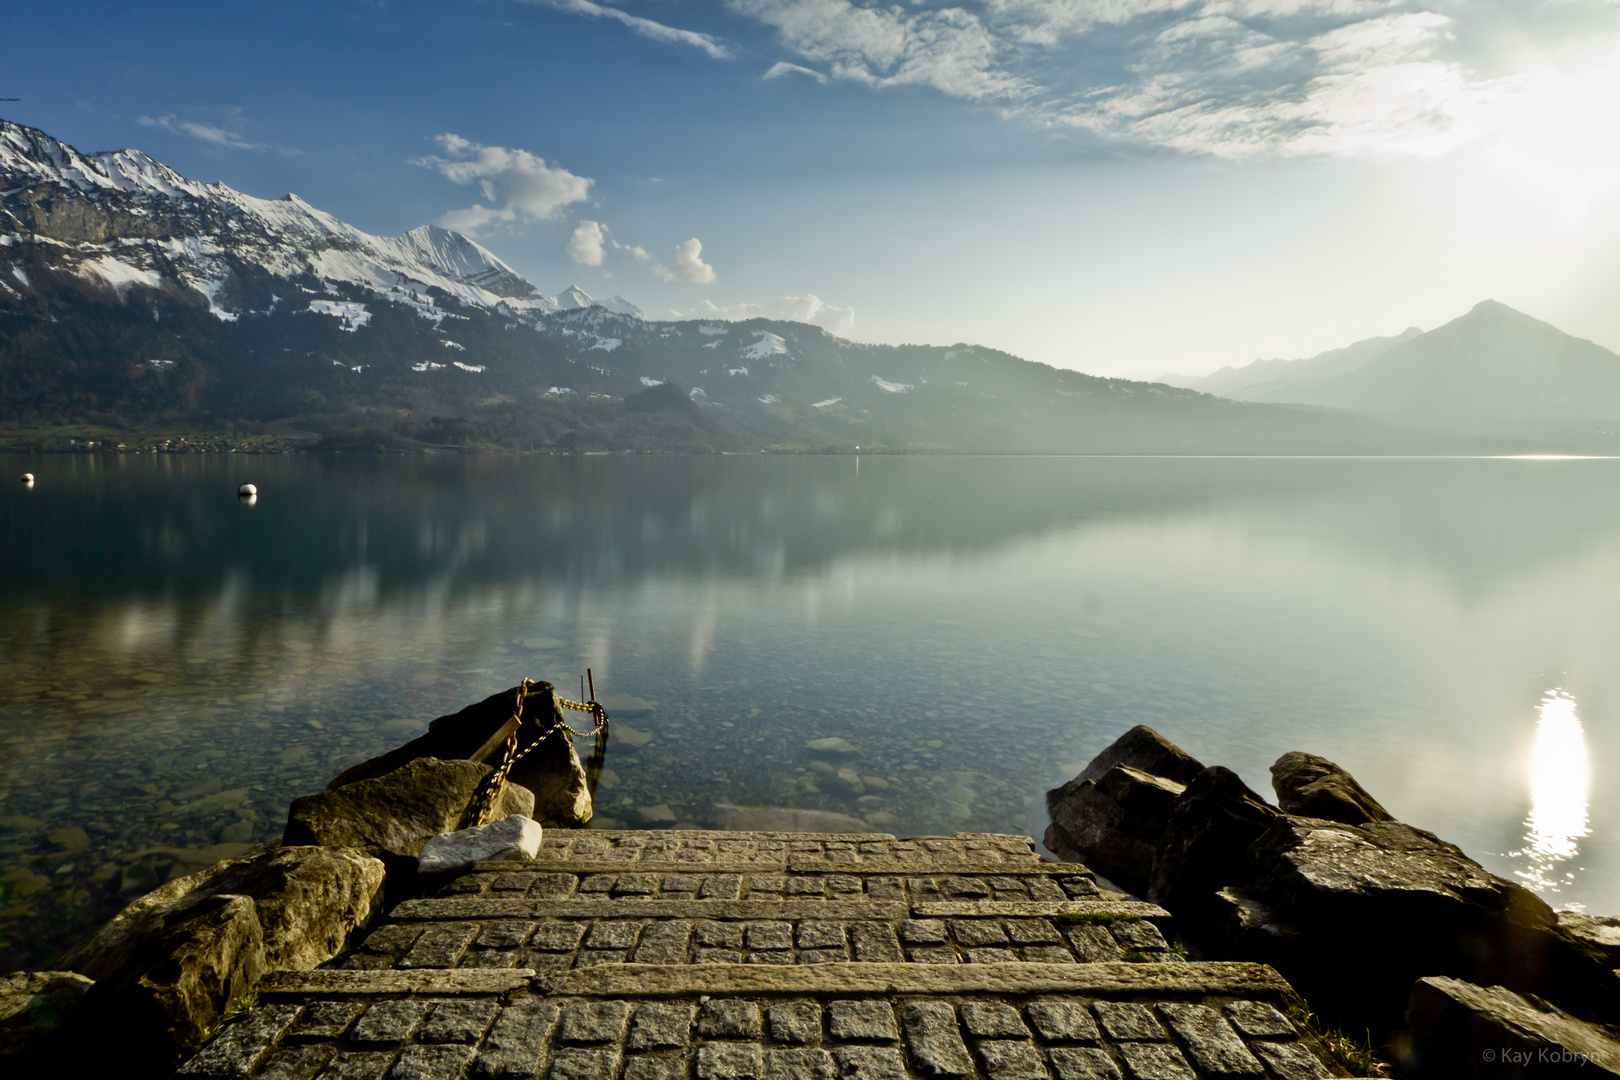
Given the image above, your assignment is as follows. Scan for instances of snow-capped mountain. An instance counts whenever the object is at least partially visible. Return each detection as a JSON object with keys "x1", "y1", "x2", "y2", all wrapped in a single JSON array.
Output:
[
  {"x1": 0, "y1": 118, "x2": 628, "y2": 322},
  {"x1": 3, "y1": 118, "x2": 1492, "y2": 454}
]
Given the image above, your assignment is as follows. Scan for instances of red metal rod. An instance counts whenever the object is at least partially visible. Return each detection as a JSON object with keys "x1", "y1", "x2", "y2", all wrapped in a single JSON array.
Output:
[{"x1": 587, "y1": 668, "x2": 596, "y2": 702}]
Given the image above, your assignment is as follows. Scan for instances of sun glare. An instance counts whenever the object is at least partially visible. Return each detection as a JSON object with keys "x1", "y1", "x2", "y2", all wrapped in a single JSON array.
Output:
[
  {"x1": 1512, "y1": 689, "x2": 1592, "y2": 898},
  {"x1": 1484, "y1": 47, "x2": 1620, "y2": 221}
]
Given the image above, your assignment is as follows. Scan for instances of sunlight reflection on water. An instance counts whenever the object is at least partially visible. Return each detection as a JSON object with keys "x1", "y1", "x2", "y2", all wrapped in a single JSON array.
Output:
[{"x1": 1513, "y1": 689, "x2": 1592, "y2": 902}]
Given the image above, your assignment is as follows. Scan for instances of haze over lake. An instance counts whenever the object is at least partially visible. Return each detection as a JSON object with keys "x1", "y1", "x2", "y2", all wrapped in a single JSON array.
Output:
[{"x1": 2, "y1": 452, "x2": 1616, "y2": 967}]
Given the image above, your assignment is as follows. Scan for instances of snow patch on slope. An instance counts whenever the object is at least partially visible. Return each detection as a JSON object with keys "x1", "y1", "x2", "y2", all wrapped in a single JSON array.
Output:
[
  {"x1": 308, "y1": 299, "x2": 371, "y2": 331},
  {"x1": 81, "y1": 255, "x2": 162, "y2": 292},
  {"x1": 742, "y1": 331, "x2": 787, "y2": 360}
]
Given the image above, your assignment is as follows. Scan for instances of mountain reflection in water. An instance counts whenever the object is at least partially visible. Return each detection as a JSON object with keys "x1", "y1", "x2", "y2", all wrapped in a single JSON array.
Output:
[{"x1": 2, "y1": 452, "x2": 1619, "y2": 968}]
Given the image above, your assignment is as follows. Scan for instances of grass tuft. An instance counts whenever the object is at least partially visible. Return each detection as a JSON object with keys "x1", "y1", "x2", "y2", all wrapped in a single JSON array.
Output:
[{"x1": 1284, "y1": 997, "x2": 1391, "y2": 1077}]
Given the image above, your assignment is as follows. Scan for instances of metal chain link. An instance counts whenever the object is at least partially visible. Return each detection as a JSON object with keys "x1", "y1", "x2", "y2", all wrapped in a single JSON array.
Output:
[{"x1": 471, "y1": 679, "x2": 610, "y2": 826}]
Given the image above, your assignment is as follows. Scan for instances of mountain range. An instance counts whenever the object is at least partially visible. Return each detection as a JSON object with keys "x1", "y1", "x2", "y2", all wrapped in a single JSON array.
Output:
[
  {"x1": 1166, "y1": 302, "x2": 1620, "y2": 437},
  {"x1": 0, "y1": 117, "x2": 1605, "y2": 454}
]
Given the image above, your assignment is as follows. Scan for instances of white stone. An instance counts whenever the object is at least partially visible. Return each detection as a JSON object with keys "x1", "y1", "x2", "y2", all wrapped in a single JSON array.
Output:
[
  {"x1": 238, "y1": 483, "x2": 257, "y2": 496},
  {"x1": 416, "y1": 815, "x2": 543, "y2": 874}
]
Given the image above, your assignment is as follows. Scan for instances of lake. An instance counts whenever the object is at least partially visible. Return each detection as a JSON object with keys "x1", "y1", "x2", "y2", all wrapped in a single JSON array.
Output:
[{"x1": 2, "y1": 451, "x2": 1617, "y2": 968}]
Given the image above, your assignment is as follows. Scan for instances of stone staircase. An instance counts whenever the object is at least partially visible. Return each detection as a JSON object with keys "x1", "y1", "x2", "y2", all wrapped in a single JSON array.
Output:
[{"x1": 176, "y1": 831, "x2": 1349, "y2": 1079}]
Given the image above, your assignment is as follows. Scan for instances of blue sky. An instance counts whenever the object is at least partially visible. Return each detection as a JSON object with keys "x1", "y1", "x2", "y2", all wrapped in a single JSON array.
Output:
[{"x1": 7, "y1": 0, "x2": 1620, "y2": 375}]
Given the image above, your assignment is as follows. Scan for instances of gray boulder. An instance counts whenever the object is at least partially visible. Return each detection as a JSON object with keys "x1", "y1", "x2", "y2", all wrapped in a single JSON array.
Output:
[
  {"x1": 0, "y1": 971, "x2": 93, "y2": 1066},
  {"x1": 1148, "y1": 766, "x2": 1282, "y2": 918},
  {"x1": 1404, "y1": 976, "x2": 1620, "y2": 1078},
  {"x1": 283, "y1": 757, "x2": 533, "y2": 859},
  {"x1": 1270, "y1": 751, "x2": 1394, "y2": 825},
  {"x1": 83, "y1": 892, "x2": 266, "y2": 1066},
  {"x1": 326, "y1": 682, "x2": 592, "y2": 826},
  {"x1": 60, "y1": 844, "x2": 383, "y2": 1070},
  {"x1": 1045, "y1": 765, "x2": 1187, "y2": 895},
  {"x1": 1045, "y1": 726, "x2": 1204, "y2": 885},
  {"x1": 1158, "y1": 788, "x2": 1620, "y2": 1036},
  {"x1": 1072, "y1": 725, "x2": 1206, "y2": 787}
]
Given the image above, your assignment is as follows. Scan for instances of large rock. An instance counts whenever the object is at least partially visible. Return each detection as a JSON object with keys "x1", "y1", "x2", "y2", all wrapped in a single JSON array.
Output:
[
  {"x1": 1403, "y1": 976, "x2": 1620, "y2": 1078},
  {"x1": 1072, "y1": 725, "x2": 1206, "y2": 787},
  {"x1": 327, "y1": 682, "x2": 592, "y2": 826},
  {"x1": 1148, "y1": 766, "x2": 1282, "y2": 920},
  {"x1": 1150, "y1": 789, "x2": 1620, "y2": 1036},
  {"x1": 283, "y1": 757, "x2": 534, "y2": 859},
  {"x1": 81, "y1": 892, "x2": 266, "y2": 1067},
  {"x1": 205, "y1": 845, "x2": 388, "y2": 971},
  {"x1": 60, "y1": 844, "x2": 383, "y2": 1071},
  {"x1": 1044, "y1": 726, "x2": 1204, "y2": 886},
  {"x1": 1044, "y1": 765, "x2": 1186, "y2": 895},
  {"x1": 0, "y1": 971, "x2": 93, "y2": 1066},
  {"x1": 1269, "y1": 751, "x2": 1394, "y2": 825}
]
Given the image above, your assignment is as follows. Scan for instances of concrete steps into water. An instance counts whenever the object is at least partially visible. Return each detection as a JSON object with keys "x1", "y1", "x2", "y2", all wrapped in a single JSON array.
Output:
[{"x1": 177, "y1": 831, "x2": 1348, "y2": 1079}]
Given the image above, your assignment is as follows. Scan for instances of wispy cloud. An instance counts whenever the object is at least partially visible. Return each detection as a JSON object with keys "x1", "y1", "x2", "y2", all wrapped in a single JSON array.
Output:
[
  {"x1": 764, "y1": 61, "x2": 828, "y2": 83},
  {"x1": 137, "y1": 113, "x2": 265, "y2": 151},
  {"x1": 415, "y1": 134, "x2": 593, "y2": 236},
  {"x1": 722, "y1": 0, "x2": 1603, "y2": 159},
  {"x1": 519, "y1": 0, "x2": 731, "y2": 59},
  {"x1": 655, "y1": 238, "x2": 718, "y2": 283}
]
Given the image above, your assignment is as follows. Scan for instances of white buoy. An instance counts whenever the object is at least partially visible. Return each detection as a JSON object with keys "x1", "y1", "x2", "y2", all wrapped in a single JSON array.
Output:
[
  {"x1": 21, "y1": 473, "x2": 34, "y2": 485},
  {"x1": 238, "y1": 483, "x2": 257, "y2": 497}
]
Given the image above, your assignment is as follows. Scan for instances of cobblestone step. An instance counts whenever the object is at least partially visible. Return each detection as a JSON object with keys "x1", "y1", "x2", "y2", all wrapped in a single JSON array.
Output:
[
  {"x1": 176, "y1": 831, "x2": 1351, "y2": 1079},
  {"x1": 192, "y1": 968, "x2": 1342, "y2": 1079}
]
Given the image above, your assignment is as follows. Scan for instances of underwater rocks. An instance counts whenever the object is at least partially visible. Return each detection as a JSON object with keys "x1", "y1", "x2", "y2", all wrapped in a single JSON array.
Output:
[
  {"x1": 1046, "y1": 729, "x2": 1620, "y2": 1054},
  {"x1": 710, "y1": 804, "x2": 870, "y2": 833}
]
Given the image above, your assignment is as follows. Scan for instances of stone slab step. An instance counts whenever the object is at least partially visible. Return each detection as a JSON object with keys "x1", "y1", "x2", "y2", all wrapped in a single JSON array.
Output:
[
  {"x1": 478, "y1": 858, "x2": 1082, "y2": 876},
  {"x1": 259, "y1": 961, "x2": 1291, "y2": 1001},
  {"x1": 394, "y1": 898, "x2": 914, "y2": 921},
  {"x1": 258, "y1": 969, "x2": 536, "y2": 997},
  {"x1": 536, "y1": 961, "x2": 1296, "y2": 1000},
  {"x1": 391, "y1": 898, "x2": 1166, "y2": 923}
]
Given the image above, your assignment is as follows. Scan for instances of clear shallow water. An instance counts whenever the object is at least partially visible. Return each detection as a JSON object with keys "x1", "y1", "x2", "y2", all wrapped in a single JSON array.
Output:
[{"x1": 2, "y1": 452, "x2": 1618, "y2": 967}]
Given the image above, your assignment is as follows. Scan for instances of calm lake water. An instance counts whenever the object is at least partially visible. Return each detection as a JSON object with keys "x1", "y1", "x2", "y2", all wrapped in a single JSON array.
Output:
[{"x1": 3, "y1": 452, "x2": 1618, "y2": 967}]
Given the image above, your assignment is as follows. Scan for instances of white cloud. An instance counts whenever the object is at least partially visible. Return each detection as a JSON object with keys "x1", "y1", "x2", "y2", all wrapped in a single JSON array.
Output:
[
  {"x1": 567, "y1": 220, "x2": 607, "y2": 265},
  {"x1": 655, "y1": 238, "x2": 718, "y2": 284},
  {"x1": 137, "y1": 113, "x2": 265, "y2": 151},
  {"x1": 519, "y1": 0, "x2": 732, "y2": 59},
  {"x1": 723, "y1": 0, "x2": 1587, "y2": 160},
  {"x1": 730, "y1": 0, "x2": 1033, "y2": 101},
  {"x1": 764, "y1": 61, "x2": 829, "y2": 83},
  {"x1": 687, "y1": 294, "x2": 856, "y2": 336},
  {"x1": 416, "y1": 133, "x2": 593, "y2": 236}
]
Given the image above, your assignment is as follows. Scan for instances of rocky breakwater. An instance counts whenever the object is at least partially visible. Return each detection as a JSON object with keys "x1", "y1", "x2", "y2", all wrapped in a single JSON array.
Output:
[
  {"x1": 1047, "y1": 726, "x2": 1620, "y2": 1077},
  {"x1": 1, "y1": 681, "x2": 591, "y2": 1076}
]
